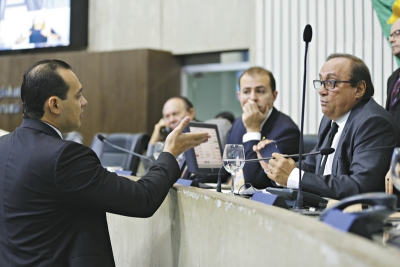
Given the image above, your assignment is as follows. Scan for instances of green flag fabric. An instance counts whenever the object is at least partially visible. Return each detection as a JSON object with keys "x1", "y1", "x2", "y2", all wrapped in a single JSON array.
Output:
[
  {"x1": 371, "y1": 0, "x2": 398, "y2": 38},
  {"x1": 371, "y1": 0, "x2": 400, "y2": 66}
]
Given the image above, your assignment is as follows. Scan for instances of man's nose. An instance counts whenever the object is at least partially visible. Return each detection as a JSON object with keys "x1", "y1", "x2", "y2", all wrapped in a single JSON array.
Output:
[
  {"x1": 250, "y1": 90, "x2": 257, "y2": 100},
  {"x1": 81, "y1": 96, "x2": 88, "y2": 106},
  {"x1": 318, "y1": 85, "x2": 328, "y2": 96}
]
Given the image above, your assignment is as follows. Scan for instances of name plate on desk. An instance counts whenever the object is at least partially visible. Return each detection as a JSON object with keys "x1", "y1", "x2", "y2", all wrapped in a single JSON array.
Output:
[
  {"x1": 321, "y1": 209, "x2": 370, "y2": 239},
  {"x1": 115, "y1": 170, "x2": 133, "y2": 176},
  {"x1": 176, "y1": 179, "x2": 193, "y2": 186},
  {"x1": 251, "y1": 192, "x2": 288, "y2": 209}
]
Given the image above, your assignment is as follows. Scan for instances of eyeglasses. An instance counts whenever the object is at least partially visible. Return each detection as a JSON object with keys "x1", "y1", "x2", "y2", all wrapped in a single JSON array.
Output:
[
  {"x1": 388, "y1": 29, "x2": 400, "y2": 41},
  {"x1": 313, "y1": 80, "x2": 356, "y2": 90}
]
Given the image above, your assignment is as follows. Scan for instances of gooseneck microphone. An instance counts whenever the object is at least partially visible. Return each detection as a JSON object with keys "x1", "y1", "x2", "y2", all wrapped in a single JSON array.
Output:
[
  {"x1": 295, "y1": 24, "x2": 313, "y2": 211},
  {"x1": 244, "y1": 148, "x2": 334, "y2": 163},
  {"x1": 97, "y1": 134, "x2": 154, "y2": 164}
]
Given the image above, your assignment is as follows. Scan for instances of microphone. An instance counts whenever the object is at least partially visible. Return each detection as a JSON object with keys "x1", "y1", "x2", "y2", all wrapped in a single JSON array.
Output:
[
  {"x1": 244, "y1": 148, "x2": 334, "y2": 163},
  {"x1": 97, "y1": 134, "x2": 154, "y2": 164},
  {"x1": 295, "y1": 24, "x2": 313, "y2": 211}
]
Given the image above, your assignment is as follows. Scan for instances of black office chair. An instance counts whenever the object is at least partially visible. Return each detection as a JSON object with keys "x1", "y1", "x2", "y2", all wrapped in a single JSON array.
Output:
[
  {"x1": 303, "y1": 134, "x2": 318, "y2": 153},
  {"x1": 90, "y1": 133, "x2": 150, "y2": 174}
]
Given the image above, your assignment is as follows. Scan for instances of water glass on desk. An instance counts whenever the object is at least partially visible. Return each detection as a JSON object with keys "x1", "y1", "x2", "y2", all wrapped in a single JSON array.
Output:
[
  {"x1": 223, "y1": 144, "x2": 245, "y2": 195},
  {"x1": 153, "y1": 141, "x2": 164, "y2": 160}
]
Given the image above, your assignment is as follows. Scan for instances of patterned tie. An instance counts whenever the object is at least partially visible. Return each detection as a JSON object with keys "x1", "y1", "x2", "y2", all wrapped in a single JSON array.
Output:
[
  {"x1": 319, "y1": 122, "x2": 339, "y2": 175},
  {"x1": 389, "y1": 77, "x2": 400, "y2": 113}
]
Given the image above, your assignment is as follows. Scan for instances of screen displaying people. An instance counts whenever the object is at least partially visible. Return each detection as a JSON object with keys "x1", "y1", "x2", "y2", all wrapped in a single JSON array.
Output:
[{"x1": 0, "y1": 1, "x2": 70, "y2": 50}]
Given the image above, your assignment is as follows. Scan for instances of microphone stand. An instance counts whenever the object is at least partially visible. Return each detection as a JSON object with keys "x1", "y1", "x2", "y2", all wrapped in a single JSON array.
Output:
[
  {"x1": 294, "y1": 25, "x2": 312, "y2": 211},
  {"x1": 98, "y1": 135, "x2": 154, "y2": 164}
]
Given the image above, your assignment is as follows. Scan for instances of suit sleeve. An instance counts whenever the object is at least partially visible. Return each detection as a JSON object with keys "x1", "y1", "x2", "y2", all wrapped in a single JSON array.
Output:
[
  {"x1": 301, "y1": 115, "x2": 397, "y2": 199},
  {"x1": 54, "y1": 143, "x2": 180, "y2": 217},
  {"x1": 242, "y1": 125, "x2": 300, "y2": 189}
]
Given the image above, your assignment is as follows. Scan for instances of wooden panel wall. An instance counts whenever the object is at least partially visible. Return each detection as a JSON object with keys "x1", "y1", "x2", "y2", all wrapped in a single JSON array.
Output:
[{"x1": 0, "y1": 49, "x2": 181, "y2": 145}]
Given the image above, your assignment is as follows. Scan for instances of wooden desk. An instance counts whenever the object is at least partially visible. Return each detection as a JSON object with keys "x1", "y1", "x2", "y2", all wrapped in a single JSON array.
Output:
[{"x1": 107, "y1": 178, "x2": 400, "y2": 266}]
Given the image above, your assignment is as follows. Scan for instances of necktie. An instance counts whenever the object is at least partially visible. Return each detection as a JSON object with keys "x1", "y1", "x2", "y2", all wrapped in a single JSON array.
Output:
[
  {"x1": 318, "y1": 122, "x2": 339, "y2": 175},
  {"x1": 389, "y1": 78, "x2": 400, "y2": 113}
]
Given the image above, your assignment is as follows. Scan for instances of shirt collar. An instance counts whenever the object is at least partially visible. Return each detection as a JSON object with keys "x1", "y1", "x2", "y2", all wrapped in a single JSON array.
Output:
[
  {"x1": 260, "y1": 107, "x2": 274, "y2": 130},
  {"x1": 43, "y1": 122, "x2": 63, "y2": 139},
  {"x1": 333, "y1": 110, "x2": 350, "y2": 129}
]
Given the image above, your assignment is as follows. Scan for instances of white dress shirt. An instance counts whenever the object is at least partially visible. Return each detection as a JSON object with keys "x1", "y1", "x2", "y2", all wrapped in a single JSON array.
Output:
[{"x1": 286, "y1": 111, "x2": 350, "y2": 189}]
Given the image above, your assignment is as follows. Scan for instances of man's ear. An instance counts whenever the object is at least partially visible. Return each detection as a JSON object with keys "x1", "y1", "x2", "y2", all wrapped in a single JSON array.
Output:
[
  {"x1": 47, "y1": 96, "x2": 61, "y2": 115},
  {"x1": 355, "y1": 81, "x2": 366, "y2": 100},
  {"x1": 189, "y1": 107, "x2": 195, "y2": 120},
  {"x1": 273, "y1": 90, "x2": 278, "y2": 101}
]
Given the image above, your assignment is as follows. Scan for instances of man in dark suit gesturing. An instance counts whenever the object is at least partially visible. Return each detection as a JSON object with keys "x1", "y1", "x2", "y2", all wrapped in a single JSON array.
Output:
[
  {"x1": 254, "y1": 54, "x2": 400, "y2": 200},
  {"x1": 226, "y1": 67, "x2": 300, "y2": 189},
  {"x1": 0, "y1": 60, "x2": 209, "y2": 266}
]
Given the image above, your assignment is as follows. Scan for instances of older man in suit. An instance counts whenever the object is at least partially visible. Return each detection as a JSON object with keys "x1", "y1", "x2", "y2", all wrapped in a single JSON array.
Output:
[
  {"x1": 254, "y1": 54, "x2": 400, "y2": 200},
  {"x1": 0, "y1": 59, "x2": 209, "y2": 266},
  {"x1": 387, "y1": 18, "x2": 400, "y2": 128},
  {"x1": 226, "y1": 67, "x2": 300, "y2": 189},
  {"x1": 385, "y1": 18, "x2": 400, "y2": 198}
]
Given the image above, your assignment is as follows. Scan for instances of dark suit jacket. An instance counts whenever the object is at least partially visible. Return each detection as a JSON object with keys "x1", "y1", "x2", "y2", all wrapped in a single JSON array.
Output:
[
  {"x1": 0, "y1": 119, "x2": 180, "y2": 267},
  {"x1": 226, "y1": 108, "x2": 300, "y2": 188},
  {"x1": 299, "y1": 98, "x2": 400, "y2": 199},
  {"x1": 386, "y1": 68, "x2": 400, "y2": 127},
  {"x1": 386, "y1": 68, "x2": 400, "y2": 201}
]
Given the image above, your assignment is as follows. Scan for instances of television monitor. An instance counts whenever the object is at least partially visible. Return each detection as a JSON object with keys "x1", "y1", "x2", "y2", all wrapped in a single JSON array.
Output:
[
  {"x1": 0, "y1": 0, "x2": 88, "y2": 54},
  {"x1": 184, "y1": 122, "x2": 223, "y2": 175}
]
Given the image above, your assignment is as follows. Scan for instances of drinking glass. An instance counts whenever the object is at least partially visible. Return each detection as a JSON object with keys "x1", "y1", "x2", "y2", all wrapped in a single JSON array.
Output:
[
  {"x1": 153, "y1": 141, "x2": 164, "y2": 160},
  {"x1": 390, "y1": 147, "x2": 400, "y2": 191},
  {"x1": 223, "y1": 144, "x2": 245, "y2": 195}
]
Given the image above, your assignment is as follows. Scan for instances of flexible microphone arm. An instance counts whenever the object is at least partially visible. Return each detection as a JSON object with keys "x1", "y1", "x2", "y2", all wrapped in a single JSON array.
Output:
[
  {"x1": 244, "y1": 148, "x2": 334, "y2": 163},
  {"x1": 97, "y1": 134, "x2": 154, "y2": 163},
  {"x1": 295, "y1": 24, "x2": 313, "y2": 211}
]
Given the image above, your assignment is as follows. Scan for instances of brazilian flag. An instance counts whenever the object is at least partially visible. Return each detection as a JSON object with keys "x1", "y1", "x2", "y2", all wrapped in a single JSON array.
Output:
[
  {"x1": 371, "y1": 0, "x2": 400, "y2": 65},
  {"x1": 371, "y1": 0, "x2": 400, "y2": 37}
]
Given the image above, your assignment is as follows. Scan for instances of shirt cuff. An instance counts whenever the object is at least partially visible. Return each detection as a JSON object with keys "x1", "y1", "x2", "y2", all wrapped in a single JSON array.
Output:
[
  {"x1": 287, "y1": 167, "x2": 304, "y2": 189},
  {"x1": 243, "y1": 132, "x2": 261, "y2": 143}
]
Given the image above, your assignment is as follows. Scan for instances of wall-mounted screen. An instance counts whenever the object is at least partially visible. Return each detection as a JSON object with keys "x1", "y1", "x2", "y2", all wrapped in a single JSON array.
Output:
[{"x1": 0, "y1": 0, "x2": 87, "y2": 54}]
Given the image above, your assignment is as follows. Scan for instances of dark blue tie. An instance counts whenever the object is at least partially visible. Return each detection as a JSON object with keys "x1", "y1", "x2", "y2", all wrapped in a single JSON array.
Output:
[{"x1": 319, "y1": 122, "x2": 339, "y2": 175}]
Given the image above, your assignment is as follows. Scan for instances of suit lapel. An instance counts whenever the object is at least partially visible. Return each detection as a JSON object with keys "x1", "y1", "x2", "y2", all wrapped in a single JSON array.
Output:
[
  {"x1": 315, "y1": 117, "x2": 331, "y2": 174},
  {"x1": 387, "y1": 68, "x2": 400, "y2": 109},
  {"x1": 260, "y1": 107, "x2": 278, "y2": 140},
  {"x1": 330, "y1": 99, "x2": 369, "y2": 175}
]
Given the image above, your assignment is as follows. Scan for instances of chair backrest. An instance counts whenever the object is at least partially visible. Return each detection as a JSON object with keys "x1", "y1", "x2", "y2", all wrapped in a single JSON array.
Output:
[
  {"x1": 90, "y1": 133, "x2": 150, "y2": 174},
  {"x1": 303, "y1": 134, "x2": 318, "y2": 153},
  {"x1": 90, "y1": 133, "x2": 108, "y2": 158}
]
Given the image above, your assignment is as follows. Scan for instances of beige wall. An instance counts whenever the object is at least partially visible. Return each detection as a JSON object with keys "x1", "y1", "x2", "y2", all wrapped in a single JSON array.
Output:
[{"x1": 88, "y1": 0, "x2": 255, "y2": 56}]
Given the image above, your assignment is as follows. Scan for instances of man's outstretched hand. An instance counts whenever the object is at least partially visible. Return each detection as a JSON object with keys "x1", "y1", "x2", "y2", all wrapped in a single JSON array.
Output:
[{"x1": 163, "y1": 116, "x2": 210, "y2": 158}]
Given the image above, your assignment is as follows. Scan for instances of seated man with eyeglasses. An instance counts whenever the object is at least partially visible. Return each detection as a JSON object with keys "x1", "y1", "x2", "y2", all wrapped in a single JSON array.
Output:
[{"x1": 253, "y1": 53, "x2": 400, "y2": 200}]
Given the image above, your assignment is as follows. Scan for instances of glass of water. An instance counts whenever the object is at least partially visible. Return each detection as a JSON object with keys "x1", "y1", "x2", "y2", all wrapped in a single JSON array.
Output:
[
  {"x1": 223, "y1": 144, "x2": 245, "y2": 195},
  {"x1": 153, "y1": 141, "x2": 164, "y2": 160}
]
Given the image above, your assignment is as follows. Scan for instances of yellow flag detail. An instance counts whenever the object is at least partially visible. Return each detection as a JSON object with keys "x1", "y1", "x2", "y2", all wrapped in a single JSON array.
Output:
[{"x1": 387, "y1": 0, "x2": 400, "y2": 23}]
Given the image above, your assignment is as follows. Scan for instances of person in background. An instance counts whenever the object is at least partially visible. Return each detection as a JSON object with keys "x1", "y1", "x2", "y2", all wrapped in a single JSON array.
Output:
[
  {"x1": 146, "y1": 96, "x2": 196, "y2": 160},
  {"x1": 16, "y1": 15, "x2": 61, "y2": 44},
  {"x1": 215, "y1": 111, "x2": 235, "y2": 124},
  {"x1": 385, "y1": 18, "x2": 400, "y2": 199},
  {"x1": 226, "y1": 66, "x2": 300, "y2": 189},
  {"x1": 254, "y1": 53, "x2": 400, "y2": 200},
  {"x1": 0, "y1": 59, "x2": 209, "y2": 266}
]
